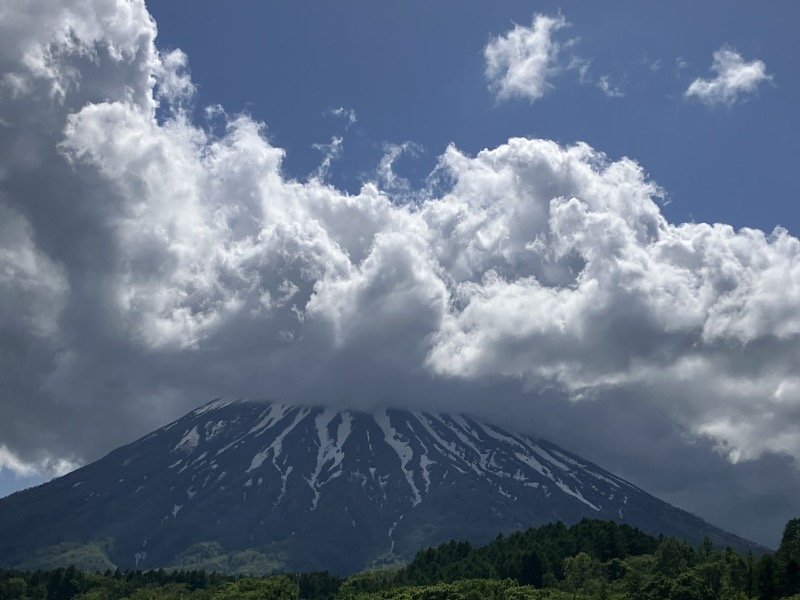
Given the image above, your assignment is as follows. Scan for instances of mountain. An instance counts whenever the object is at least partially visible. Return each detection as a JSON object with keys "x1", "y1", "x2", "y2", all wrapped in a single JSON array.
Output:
[{"x1": 0, "y1": 399, "x2": 761, "y2": 574}]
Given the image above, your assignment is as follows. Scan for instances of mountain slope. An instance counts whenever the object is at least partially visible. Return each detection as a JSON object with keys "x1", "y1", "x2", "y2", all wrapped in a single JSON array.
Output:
[{"x1": 0, "y1": 399, "x2": 761, "y2": 573}]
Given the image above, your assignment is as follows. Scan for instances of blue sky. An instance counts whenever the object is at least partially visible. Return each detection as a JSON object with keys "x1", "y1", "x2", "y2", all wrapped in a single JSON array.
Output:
[
  {"x1": 1, "y1": 0, "x2": 799, "y2": 547},
  {"x1": 148, "y1": 1, "x2": 799, "y2": 231}
]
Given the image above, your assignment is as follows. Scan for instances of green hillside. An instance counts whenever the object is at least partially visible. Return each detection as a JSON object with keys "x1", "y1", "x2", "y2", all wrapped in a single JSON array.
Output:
[{"x1": 1, "y1": 518, "x2": 798, "y2": 599}]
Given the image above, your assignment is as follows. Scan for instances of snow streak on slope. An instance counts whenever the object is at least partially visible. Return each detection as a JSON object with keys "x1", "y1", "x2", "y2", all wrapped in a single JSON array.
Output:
[
  {"x1": 247, "y1": 406, "x2": 309, "y2": 473},
  {"x1": 376, "y1": 411, "x2": 422, "y2": 505},
  {"x1": 308, "y1": 409, "x2": 352, "y2": 509},
  {"x1": 248, "y1": 403, "x2": 292, "y2": 436}
]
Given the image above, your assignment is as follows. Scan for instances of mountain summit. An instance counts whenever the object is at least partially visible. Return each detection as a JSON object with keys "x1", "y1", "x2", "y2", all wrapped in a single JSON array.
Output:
[{"x1": 0, "y1": 399, "x2": 759, "y2": 573}]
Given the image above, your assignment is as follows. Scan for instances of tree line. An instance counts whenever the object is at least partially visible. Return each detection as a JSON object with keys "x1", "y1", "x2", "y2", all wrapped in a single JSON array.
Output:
[{"x1": 0, "y1": 518, "x2": 798, "y2": 600}]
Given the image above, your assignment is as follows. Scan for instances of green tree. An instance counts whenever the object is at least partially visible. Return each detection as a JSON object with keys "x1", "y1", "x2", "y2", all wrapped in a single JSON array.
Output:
[
  {"x1": 654, "y1": 538, "x2": 691, "y2": 579},
  {"x1": 778, "y1": 518, "x2": 800, "y2": 596},
  {"x1": 757, "y1": 554, "x2": 778, "y2": 600},
  {"x1": 698, "y1": 537, "x2": 714, "y2": 562},
  {"x1": 1, "y1": 577, "x2": 27, "y2": 600},
  {"x1": 563, "y1": 552, "x2": 602, "y2": 594}
]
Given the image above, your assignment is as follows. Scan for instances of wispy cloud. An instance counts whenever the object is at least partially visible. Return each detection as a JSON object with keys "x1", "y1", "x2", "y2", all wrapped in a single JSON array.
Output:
[
  {"x1": 312, "y1": 136, "x2": 344, "y2": 181},
  {"x1": 484, "y1": 14, "x2": 567, "y2": 103},
  {"x1": 567, "y1": 55, "x2": 592, "y2": 85},
  {"x1": 327, "y1": 106, "x2": 357, "y2": 128},
  {"x1": 675, "y1": 57, "x2": 689, "y2": 78},
  {"x1": 377, "y1": 141, "x2": 422, "y2": 194},
  {"x1": 597, "y1": 75, "x2": 624, "y2": 98},
  {"x1": 684, "y1": 48, "x2": 771, "y2": 106}
]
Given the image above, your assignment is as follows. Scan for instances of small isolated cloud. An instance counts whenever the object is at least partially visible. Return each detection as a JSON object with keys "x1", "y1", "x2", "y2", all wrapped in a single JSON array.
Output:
[
  {"x1": 567, "y1": 55, "x2": 591, "y2": 85},
  {"x1": 685, "y1": 48, "x2": 771, "y2": 106},
  {"x1": 0, "y1": 444, "x2": 76, "y2": 478},
  {"x1": 0, "y1": 446, "x2": 38, "y2": 477},
  {"x1": 484, "y1": 14, "x2": 567, "y2": 102},
  {"x1": 327, "y1": 106, "x2": 357, "y2": 128},
  {"x1": 675, "y1": 57, "x2": 689, "y2": 78},
  {"x1": 597, "y1": 75, "x2": 624, "y2": 98}
]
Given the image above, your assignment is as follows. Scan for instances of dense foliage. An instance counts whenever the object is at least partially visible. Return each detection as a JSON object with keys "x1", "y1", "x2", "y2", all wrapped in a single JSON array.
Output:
[{"x1": 1, "y1": 518, "x2": 798, "y2": 600}]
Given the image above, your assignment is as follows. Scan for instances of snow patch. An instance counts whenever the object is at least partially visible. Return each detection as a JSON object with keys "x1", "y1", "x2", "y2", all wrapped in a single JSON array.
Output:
[
  {"x1": 554, "y1": 480, "x2": 599, "y2": 511},
  {"x1": 443, "y1": 415, "x2": 491, "y2": 471},
  {"x1": 498, "y1": 486, "x2": 515, "y2": 500},
  {"x1": 308, "y1": 409, "x2": 352, "y2": 509},
  {"x1": 214, "y1": 438, "x2": 243, "y2": 457},
  {"x1": 416, "y1": 414, "x2": 480, "y2": 477},
  {"x1": 531, "y1": 446, "x2": 572, "y2": 472},
  {"x1": 248, "y1": 403, "x2": 290, "y2": 436},
  {"x1": 549, "y1": 448, "x2": 586, "y2": 469},
  {"x1": 192, "y1": 399, "x2": 235, "y2": 416},
  {"x1": 247, "y1": 407, "x2": 309, "y2": 472},
  {"x1": 174, "y1": 426, "x2": 200, "y2": 453},
  {"x1": 375, "y1": 411, "x2": 422, "y2": 505},
  {"x1": 480, "y1": 423, "x2": 530, "y2": 452},
  {"x1": 275, "y1": 465, "x2": 293, "y2": 506},
  {"x1": 388, "y1": 515, "x2": 404, "y2": 553},
  {"x1": 509, "y1": 446, "x2": 555, "y2": 482},
  {"x1": 172, "y1": 504, "x2": 182, "y2": 517},
  {"x1": 419, "y1": 451, "x2": 433, "y2": 495},
  {"x1": 204, "y1": 420, "x2": 226, "y2": 441}
]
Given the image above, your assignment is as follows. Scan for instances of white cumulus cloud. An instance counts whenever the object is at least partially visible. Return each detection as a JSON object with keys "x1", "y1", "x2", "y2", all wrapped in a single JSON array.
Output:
[
  {"x1": 684, "y1": 47, "x2": 771, "y2": 106},
  {"x1": 484, "y1": 14, "x2": 567, "y2": 102}
]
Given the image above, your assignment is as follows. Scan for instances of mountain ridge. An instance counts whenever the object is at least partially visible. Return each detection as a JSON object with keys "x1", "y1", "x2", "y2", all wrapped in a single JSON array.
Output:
[{"x1": 0, "y1": 398, "x2": 763, "y2": 574}]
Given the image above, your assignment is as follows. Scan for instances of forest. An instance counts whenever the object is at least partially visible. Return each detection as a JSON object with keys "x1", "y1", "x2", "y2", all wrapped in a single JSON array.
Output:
[{"x1": 0, "y1": 518, "x2": 798, "y2": 600}]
